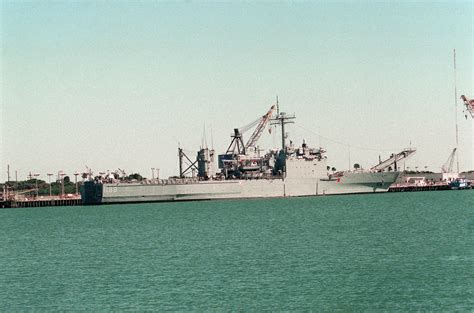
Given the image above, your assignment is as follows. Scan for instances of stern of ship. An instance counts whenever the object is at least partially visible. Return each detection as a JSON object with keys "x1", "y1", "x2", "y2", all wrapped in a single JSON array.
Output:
[{"x1": 80, "y1": 181, "x2": 103, "y2": 205}]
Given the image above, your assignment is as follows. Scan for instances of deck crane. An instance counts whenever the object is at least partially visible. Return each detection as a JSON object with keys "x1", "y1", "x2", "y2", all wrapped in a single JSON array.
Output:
[
  {"x1": 245, "y1": 105, "x2": 276, "y2": 150},
  {"x1": 370, "y1": 148, "x2": 417, "y2": 172},
  {"x1": 225, "y1": 105, "x2": 276, "y2": 155},
  {"x1": 220, "y1": 105, "x2": 277, "y2": 179},
  {"x1": 460, "y1": 95, "x2": 474, "y2": 119},
  {"x1": 441, "y1": 148, "x2": 457, "y2": 173}
]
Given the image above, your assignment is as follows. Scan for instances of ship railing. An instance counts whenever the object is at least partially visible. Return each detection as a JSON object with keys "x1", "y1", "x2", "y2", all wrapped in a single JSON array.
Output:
[{"x1": 139, "y1": 177, "x2": 201, "y2": 185}]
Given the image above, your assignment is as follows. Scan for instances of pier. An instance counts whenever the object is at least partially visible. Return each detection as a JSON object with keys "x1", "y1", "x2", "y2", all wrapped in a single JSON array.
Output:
[
  {"x1": 1, "y1": 196, "x2": 81, "y2": 208},
  {"x1": 388, "y1": 184, "x2": 452, "y2": 192}
]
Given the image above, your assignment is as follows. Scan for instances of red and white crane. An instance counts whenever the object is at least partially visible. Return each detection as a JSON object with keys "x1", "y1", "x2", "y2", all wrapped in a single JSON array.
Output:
[
  {"x1": 225, "y1": 105, "x2": 276, "y2": 155},
  {"x1": 461, "y1": 95, "x2": 474, "y2": 119},
  {"x1": 244, "y1": 105, "x2": 276, "y2": 150}
]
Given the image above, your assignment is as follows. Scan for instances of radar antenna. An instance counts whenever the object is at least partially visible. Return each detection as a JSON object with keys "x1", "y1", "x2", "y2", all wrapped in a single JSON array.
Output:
[{"x1": 270, "y1": 105, "x2": 295, "y2": 153}]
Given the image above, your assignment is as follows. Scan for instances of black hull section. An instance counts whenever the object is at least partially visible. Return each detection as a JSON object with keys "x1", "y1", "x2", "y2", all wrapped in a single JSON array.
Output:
[{"x1": 80, "y1": 181, "x2": 103, "y2": 205}]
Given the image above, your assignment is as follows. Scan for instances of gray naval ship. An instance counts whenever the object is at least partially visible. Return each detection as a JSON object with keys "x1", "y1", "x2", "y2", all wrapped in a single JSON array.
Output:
[{"x1": 81, "y1": 103, "x2": 415, "y2": 205}]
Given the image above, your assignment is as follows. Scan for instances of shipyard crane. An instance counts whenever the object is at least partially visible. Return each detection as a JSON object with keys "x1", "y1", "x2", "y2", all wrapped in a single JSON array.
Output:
[
  {"x1": 441, "y1": 148, "x2": 457, "y2": 173},
  {"x1": 370, "y1": 148, "x2": 417, "y2": 172},
  {"x1": 225, "y1": 105, "x2": 276, "y2": 155},
  {"x1": 461, "y1": 95, "x2": 474, "y2": 119}
]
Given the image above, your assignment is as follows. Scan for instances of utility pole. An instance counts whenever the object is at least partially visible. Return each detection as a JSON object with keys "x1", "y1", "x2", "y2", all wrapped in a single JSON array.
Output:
[
  {"x1": 151, "y1": 168, "x2": 155, "y2": 180},
  {"x1": 156, "y1": 168, "x2": 160, "y2": 180},
  {"x1": 7, "y1": 164, "x2": 10, "y2": 182},
  {"x1": 47, "y1": 173, "x2": 53, "y2": 197},
  {"x1": 74, "y1": 172, "x2": 79, "y2": 195},
  {"x1": 59, "y1": 172, "x2": 66, "y2": 198},
  {"x1": 33, "y1": 173, "x2": 40, "y2": 197}
]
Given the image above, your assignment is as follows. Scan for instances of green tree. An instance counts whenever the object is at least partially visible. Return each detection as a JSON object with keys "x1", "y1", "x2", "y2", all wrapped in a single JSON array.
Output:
[{"x1": 127, "y1": 173, "x2": 144, "y2": 181}]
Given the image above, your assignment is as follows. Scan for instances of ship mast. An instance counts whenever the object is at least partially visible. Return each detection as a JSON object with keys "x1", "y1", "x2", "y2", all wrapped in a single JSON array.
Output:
[
  {"x1": 270, "y1": 97, "x2": 295, "y2": 161},
  {"x1": 454, "y1": 49, "x2": 460, "y2": 173}
]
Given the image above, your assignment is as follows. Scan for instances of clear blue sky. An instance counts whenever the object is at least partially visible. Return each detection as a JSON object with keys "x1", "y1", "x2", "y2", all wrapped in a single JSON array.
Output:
[{"x1": 1, "y1": 1, "x2": 473, "y2": 181}]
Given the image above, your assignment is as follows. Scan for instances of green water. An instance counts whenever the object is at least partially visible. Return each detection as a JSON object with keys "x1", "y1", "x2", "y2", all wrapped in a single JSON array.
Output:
[{"x1": 1, "y1": 191, "x2": 473, "y2": 310}]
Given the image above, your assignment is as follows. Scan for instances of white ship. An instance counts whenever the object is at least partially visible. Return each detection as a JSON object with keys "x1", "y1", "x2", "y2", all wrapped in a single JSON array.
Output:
[{"x1": 81, "y1": 102, "x2": 414, "y2": 204}]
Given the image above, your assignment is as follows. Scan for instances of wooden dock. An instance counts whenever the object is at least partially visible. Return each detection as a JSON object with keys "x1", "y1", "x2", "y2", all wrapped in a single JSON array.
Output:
[{"x1": 1, "y1": 196, "x2": 81, "y2": 208}]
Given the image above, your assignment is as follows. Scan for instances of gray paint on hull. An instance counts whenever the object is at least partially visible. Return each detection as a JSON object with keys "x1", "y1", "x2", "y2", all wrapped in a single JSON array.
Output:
[{"x1": 98, "y1": 172, "x2": 398, "y2": 204}]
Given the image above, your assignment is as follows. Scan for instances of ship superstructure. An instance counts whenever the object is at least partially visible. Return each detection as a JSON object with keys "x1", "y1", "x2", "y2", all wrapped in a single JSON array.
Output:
[{"x1": 81, "y1": 101, "x2": 408, "y2": 205}]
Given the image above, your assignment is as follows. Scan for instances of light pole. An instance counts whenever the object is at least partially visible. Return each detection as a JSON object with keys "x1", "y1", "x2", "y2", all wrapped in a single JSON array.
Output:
[
  {"x1": 74, "y1": 172, "x2": 79, "y2": 195},
  {"x1": 59, "y1": 172, "x2": 66, "y2": 198},
  {"x1": 47, "y1": 173, "x2": 53, "y2": 197},
  {"x1": 33, "y1": 173, "x2": 40, "y2": 197}
]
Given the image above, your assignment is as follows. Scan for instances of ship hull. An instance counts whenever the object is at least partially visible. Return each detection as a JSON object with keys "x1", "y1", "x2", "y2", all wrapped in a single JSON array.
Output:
[{"x1": 81, "y1": 172, "x2": 398, "y2": 205}]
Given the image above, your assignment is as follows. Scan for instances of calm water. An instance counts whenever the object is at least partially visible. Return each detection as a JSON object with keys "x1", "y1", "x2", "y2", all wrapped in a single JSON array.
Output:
[{"x1": 1, "y1": 191, "x2": 473, "y2": 310}]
